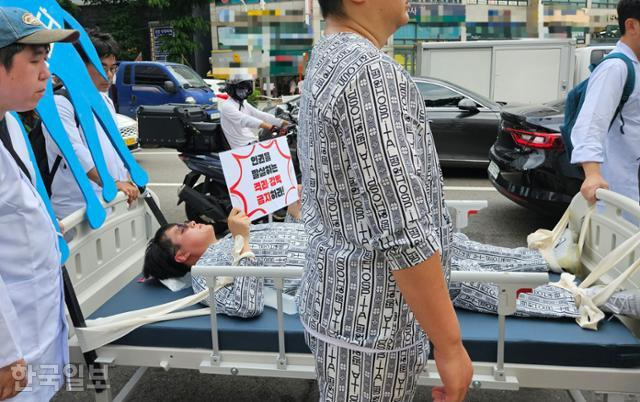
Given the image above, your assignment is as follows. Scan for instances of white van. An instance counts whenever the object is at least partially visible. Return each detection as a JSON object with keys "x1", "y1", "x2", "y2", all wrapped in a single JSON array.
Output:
[{"x1": 574, "y1": 45, "x2": 616, "y2": 85}]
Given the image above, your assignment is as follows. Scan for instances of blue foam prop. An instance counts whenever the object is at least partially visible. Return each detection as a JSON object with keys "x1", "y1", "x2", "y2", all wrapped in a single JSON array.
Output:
[
  {"x1": 47, "y1": 44, "x2": 118, "y2": 202},
  {"x1": 0, "y1": 0, "x2": 149, "y2": 232},
  {"x1": 1, "y1": 0, "x2": 107, "y2": 80},
  {"x1": 57, "y1": 9, "x2": 149, "y2": 187},
  {"x1": 37, "y1": 85, "x2": 107, "y2": 229}
]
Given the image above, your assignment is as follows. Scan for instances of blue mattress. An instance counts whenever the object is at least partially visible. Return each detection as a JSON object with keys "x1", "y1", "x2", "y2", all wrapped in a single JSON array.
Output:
[{"x1": 89, "y1": 277, "x2": 640, "y2": 368}]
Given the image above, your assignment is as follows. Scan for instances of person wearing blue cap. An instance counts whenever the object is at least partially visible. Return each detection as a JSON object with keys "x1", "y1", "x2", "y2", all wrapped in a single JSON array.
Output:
[{"x1": 0, "y1": 6, "x2": 78, "y2": 401}]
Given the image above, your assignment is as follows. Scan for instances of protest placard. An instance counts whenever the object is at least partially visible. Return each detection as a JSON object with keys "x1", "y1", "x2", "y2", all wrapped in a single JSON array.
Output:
[{"x1": 219, "y1": 136, "x2": 298, "y2": 220}]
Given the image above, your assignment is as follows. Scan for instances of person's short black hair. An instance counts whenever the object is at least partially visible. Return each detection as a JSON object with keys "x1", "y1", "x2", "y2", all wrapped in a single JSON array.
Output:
[
  {"x1": 73, "y1": 28, "x2": 119, "y2": 63},
  {"x1": 318, "y1": 0, "x2": 345, "y2": 19},
  {"x1": 0, "y1": 43, "x2": 48, "y2": 70},
  {"x1": 143, "y1": 224, "x2": 191, "y2": 280},
  {"x1": 618, "y1": 0, "x2": 640, "y2": 35},
  {"x1": 0, "y1": 43, "x2": 24, "y2": 70}
]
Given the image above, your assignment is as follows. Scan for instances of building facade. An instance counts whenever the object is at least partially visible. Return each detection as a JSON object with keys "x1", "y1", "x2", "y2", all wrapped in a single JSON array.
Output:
[
  {"x1": 210, "y1": 0, "x2": 320, "y2": 96},
  {"x1": 210, "y1": 0, "x2": 619, "y2": 83}
]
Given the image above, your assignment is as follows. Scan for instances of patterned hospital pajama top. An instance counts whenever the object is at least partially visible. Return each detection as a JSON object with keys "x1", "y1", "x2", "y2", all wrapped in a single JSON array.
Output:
[
  {"x1": 192, "y1": 223, "x2": 307, "y2": 317},
  {"x1": 297, "y1": 32, "x2": 453, "y2": 352}
]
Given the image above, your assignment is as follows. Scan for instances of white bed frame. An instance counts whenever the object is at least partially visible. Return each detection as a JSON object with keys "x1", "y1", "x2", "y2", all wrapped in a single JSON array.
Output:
[{"x1": 62, "y1": 191, "x2": 640, "y2": 402}]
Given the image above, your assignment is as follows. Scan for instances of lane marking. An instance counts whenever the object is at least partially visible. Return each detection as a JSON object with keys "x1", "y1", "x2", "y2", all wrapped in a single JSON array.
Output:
[
  {"x1": 135, "y1": 151, "x2": 179, "y2": 156},
  {"x1": 444, "y1": 186, "x2": 497, "y2": 192},
  {"x1": 146, "y1": 183, "x2": 497, "y2": 192},
  {"x1": 147, "y1": 183, "x2": 183, "y2": 187}
]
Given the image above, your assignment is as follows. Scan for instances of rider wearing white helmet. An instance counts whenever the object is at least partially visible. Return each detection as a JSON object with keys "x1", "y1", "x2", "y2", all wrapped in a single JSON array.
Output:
[{"x1": 219, "y1": 73, "x2": 288, "y2": 149}]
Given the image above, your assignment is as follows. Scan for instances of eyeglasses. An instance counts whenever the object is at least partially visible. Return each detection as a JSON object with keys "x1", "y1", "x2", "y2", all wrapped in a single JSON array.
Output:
[{"x1": 103, "y1": 65, "x2": 118, "y2": 75}]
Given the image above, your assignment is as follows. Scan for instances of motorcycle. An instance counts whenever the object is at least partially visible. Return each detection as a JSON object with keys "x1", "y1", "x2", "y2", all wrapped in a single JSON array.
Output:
[{"x1": 175, "y1": 100, "x2": 300, "y2": 236}]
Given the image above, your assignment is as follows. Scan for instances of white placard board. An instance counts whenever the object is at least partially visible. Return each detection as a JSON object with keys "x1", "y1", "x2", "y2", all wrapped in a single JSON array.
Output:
[{"x1": 219, "y1": 136, "x2": 298, "y2": 221}]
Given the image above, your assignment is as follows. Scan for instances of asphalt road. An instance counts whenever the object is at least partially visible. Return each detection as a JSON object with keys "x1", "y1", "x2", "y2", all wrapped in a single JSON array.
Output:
[{"x1": 52, "y1": 148, "x2": 610, "y2": 402}]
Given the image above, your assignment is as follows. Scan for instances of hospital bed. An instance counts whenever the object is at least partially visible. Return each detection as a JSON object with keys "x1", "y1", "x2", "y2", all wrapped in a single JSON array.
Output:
[{"x1": 61, "y1": 191, "x2": 640, "y2": 401}]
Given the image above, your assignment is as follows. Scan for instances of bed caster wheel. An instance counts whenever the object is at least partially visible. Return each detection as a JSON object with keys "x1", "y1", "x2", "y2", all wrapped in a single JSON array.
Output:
[
  {"x1": 230, "y1": 367, "x2": 239, "y2": 376},
  {"x1": 472, "y1": 380, "x2": 482, "y2": 389}
]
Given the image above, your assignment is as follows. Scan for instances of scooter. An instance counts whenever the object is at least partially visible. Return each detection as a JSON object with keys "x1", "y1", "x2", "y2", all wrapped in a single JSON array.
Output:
[{"x1": 176, "y1": 100, "x2": 300, "y2": 235}]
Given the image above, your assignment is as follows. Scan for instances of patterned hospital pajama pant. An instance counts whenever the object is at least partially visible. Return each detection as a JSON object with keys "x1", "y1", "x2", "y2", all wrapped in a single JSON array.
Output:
[{"x1": 305, "y1": 333, "x2": 428, "y2": 402}]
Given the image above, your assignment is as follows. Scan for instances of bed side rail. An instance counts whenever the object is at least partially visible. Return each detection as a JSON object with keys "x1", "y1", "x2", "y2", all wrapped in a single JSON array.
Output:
[
  {"x1": 192, "y1": 264, "x2": 548, "y2": 389},
  {"x1": 445, "y1": 199, "x2": 488, "y2": 230},
  {"x1": 61, "y1": 191, "x2": 161, "y2": 317},
  {"x1": 570, "y1": 189, "x2": 640, "y2": 336}
]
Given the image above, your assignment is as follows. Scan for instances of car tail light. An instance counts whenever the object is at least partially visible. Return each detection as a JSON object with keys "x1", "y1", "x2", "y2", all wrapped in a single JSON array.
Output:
[{"x1": 506, "y1": 128, "x2": 563, "y2": 150}]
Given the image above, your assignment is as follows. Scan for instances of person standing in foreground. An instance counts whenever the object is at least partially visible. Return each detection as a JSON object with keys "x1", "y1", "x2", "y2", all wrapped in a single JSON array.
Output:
[
  {"x1": 0, "y1": 7, "x2": 78, "y2": 401},
  {"x1": 297, "y1": 1, "x2": 473, "y2": 401},
  {"x1": 571, "y1": 0, "x2": 640, "y2": 205}
]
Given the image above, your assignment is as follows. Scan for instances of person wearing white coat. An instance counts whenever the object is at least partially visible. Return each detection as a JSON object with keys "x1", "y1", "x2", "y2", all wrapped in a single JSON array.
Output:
[
  {"x1": 44, "y1": 30, "x2": 138, "y2": 220},
  {"x1": 219, "y1": 74, "x2": 288, "y2": 149},
  {"x1": 0, "y1": 7, "x2": 78, "y2": 401}
]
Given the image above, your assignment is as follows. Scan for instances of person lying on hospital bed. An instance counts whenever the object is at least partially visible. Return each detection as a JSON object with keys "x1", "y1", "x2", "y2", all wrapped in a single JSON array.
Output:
[
  {"x1": 144, "y1": 206, "x2": 640, "y2": 326},
  {"x1": 142, "y1": 202, "x2": 305, "y2": 318}
]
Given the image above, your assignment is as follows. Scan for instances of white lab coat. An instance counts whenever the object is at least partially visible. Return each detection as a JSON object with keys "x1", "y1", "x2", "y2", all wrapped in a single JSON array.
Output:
[
  {"x1": 44, "y1": 92, "x2": 129, "y2": 219},
  {"x1": 1, "y1": 113, "x2": 67, "y2": 401},
  {"x1": 571, "y1": 41, "x2": 640, "y2": 204},
  {"x1": 219, "y1": 97, "x2": 283, "y2": 149}
]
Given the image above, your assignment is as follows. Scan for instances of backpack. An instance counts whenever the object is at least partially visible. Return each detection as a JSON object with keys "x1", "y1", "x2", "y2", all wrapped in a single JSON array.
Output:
[
  {"x1": 27, "y1": 88, "x2": 77, "y2": 196},
  {"x1": 561, "y1": 53, "x2": 636, "y2": 161}
]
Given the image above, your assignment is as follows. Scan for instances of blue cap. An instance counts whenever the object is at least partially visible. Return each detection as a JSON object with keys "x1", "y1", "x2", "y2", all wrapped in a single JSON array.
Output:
[{"x1": 0, "y1": 7, "x2": 78, "y2": 49}]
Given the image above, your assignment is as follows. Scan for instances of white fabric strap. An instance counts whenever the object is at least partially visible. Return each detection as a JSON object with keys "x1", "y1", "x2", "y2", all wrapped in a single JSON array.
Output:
[
  {"x1": 580, "y1": 230, "x2": 640, "y2": 289},
  {"x1": 552, "y1": 273, "x2": 605, "y2": 330},
  {"x1": 75, "y1": 290, "x2": 210, "y2": 352},
  {"x1": 76, "y1": 275, "x2": 233, "y2": 352},
  {"x1": 302, "y1": 321, "x2": 423, "y2": 355},
  {"x1": 231, "y1": 235, "x2": 255, "y2": 265},
  {"x1": 528, "y1": 205, "x2": 594, "y2": 273},
  {"x1": 576, "y1": 205, "x2": 592, "y2": 256},
  {"x1": 527, "y1": 208, "x2": 570, "y2": 272},
  {"x1": 551, "y1": 230, "x2": 640, "y2": 330}
]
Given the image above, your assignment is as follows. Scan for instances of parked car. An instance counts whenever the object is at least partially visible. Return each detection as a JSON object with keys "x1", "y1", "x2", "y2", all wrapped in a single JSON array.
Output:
[
  {"x1": 263, "y1": 77, "x2": 503, "y2": 167},
  {"x1": 413, "y1": 77, "x2": 503, "y2": 167},
  {"x1": 111, "y1": 61, "x2": 219, "y2": 120},
  {"x1": 488, "y1": 99, "x2": 583, "y2": 216},
  {"x1": 115, "y1": 113, "x2": 140, "y2": 152}
]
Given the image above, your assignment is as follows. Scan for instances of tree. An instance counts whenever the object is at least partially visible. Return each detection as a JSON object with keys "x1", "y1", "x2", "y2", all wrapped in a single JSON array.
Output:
[
  {"x1": 84, "y1": 0, "x2": 210, "y2": 63},
  {"x1": 56, "y1": 0, "x2": 80, "y2": 17}
]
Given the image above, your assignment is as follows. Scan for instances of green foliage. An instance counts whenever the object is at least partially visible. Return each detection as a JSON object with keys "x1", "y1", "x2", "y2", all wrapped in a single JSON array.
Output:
[
  {"x1": 247, "y1": 89, "x2": 261, "y2": 108},
  {"x1": 82, "y1": 0, "x2": 149, "y2": 60},
  {"x1": 84, "y1": 0, "x2": 210, "y2": 63},
  {"x1": 56, "y1": 0, "x2": 80, "y2": 17},
  {"x1": 157, "y1": 15, "x2": 209, "y2": 64}
]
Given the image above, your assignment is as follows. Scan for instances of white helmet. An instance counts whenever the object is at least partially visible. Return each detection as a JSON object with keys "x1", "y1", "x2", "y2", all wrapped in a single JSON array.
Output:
[{"x1": 228, "y1": 73, "x2": 254, "y2": 85}]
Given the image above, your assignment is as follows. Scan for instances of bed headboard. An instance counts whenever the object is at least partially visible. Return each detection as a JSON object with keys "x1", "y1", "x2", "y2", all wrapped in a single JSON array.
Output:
[
  {"x1": 568, "y1": 189, "x2": 640, "y2": 335},
  {"x1": 60, "y1": 191, "x2": 161, "y2": 317}
]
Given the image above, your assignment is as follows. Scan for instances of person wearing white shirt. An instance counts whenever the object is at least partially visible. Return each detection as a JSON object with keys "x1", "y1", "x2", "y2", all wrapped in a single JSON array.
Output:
[
  {"x1": 0, "y1": 7, "x2": 78, "y2": 401},
  {"x1": 219, "y1": 74, "x2": 288, "y2": 149},
  {"x1": 44, "y1": 30, "x2": 139, "y2": 219},
  {"x1": 571, "y1": 0, "x2": 640, "y2": 206}
]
